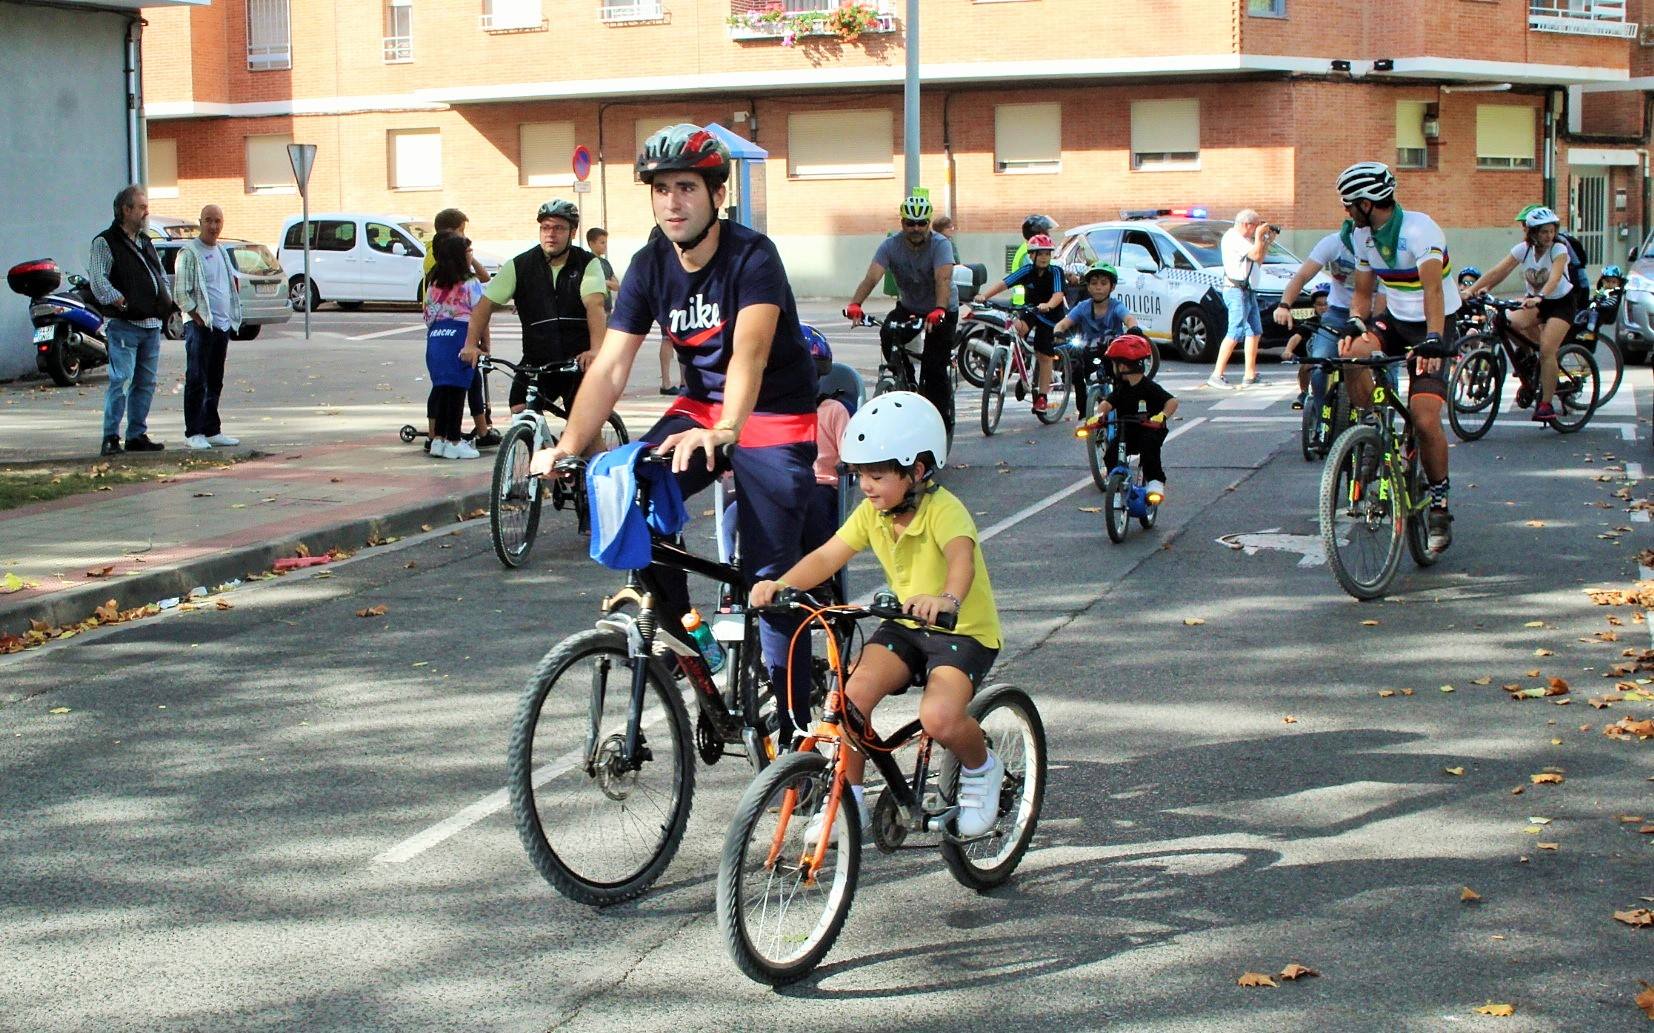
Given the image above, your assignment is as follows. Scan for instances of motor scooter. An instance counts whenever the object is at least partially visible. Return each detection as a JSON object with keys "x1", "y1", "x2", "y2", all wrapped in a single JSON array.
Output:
[{"x1": 7, "y1": 258, "x2": 110, "y2": 386}]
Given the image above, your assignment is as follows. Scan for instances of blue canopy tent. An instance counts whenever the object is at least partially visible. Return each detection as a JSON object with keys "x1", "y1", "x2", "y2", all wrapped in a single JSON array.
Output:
[{"x1": 702, "y1": 122, "x2": 767, "y2": 233}]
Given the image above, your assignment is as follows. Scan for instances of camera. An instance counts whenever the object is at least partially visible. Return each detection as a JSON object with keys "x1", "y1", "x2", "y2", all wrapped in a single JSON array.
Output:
[{"x1": 1267, "y1": 224, "x2": 1283, "y2": 234}]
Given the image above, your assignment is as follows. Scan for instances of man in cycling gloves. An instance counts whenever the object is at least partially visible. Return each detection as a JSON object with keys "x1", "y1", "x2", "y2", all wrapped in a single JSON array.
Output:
[
  {"x1": 531, "y1": 124, "x2": 820, "y2": 744},
  {"x1": 846, "y1": 194, "x2": 958, "y2": 430},
  {"x1": 1334, "y1": 160, "x2": 1460, "y2": 554},
  {"x1": 462, "y1": 199, "x2": 606, "y2": 416}
]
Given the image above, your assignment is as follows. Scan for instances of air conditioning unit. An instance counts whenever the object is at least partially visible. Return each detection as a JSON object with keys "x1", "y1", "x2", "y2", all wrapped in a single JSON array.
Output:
[{"x1": 1639, "y1": 22, "x2": 1654, "y2": 46}]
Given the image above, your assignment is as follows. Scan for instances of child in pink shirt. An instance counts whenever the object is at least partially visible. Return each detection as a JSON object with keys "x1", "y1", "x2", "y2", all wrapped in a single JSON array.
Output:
[{"x1": 801, "y1": 326, "x2": 850, "y2": 598}]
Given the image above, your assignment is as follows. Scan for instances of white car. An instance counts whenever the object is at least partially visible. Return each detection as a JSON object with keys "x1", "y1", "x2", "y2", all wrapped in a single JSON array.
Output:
[
  {"x1": 1054, "y1": 211, "x2": 1329, "y2": 362},
  {"x1": 277, "y1": 212, "x2": 501, "y2": 311}
]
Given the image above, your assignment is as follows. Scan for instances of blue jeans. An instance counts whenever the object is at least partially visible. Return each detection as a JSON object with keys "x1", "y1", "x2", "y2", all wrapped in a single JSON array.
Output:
[
  {"x1": 1221, "y1": 286, "x2": 1262, "y2": 341},
  {"x1": 103, "y1": 319, "x2": 161, "y2": 440},
  {"x1": 1306, "y1": 305, "x2": 1349, "y2": 412},
  {"x1": 183, "y1": 322, "x2": 229, "y2": 438}
]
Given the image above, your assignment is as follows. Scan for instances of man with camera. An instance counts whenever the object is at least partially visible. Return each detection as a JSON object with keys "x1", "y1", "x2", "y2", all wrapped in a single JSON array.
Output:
[{"x1": 1205, "y1": 209, "x2": 1277, "y2": 390}]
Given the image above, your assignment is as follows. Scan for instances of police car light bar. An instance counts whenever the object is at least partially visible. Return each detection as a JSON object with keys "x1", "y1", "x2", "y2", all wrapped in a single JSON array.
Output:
[{"x1": 1120, "y1": 207, "x2": 1209, "y2": 220}]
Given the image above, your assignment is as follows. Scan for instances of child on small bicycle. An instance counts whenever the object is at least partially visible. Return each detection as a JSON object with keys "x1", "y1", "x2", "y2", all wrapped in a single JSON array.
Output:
[
  {"x1": 1052, "y1": 262, "x2": 1139, "y2": 418},
  {"x1": 1281, "y1": 289, "x2": 1329, "y2": 409},
  {"x1": 1079, "y1": 334, "x2": 1177, "y2": 499},
  {"x1": 972, "y1": 234, "x2": 1068, "y2": 414},
  {"x1": 748, "y1": 393, "x2": 1004, "y2": 843}
]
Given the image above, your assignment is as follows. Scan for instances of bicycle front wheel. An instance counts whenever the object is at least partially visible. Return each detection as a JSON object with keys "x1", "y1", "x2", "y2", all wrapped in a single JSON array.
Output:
[
  {"x1": 1447, "y1": 346, "x2": 1503, "y2": 442},
  {"x1": 939, "y1": 685, "x2": 1047, "y2": 892},
  {"x1": 1319, "y1": 424, "x2": 1405, "y2": 600},
  {"x1": 1036, "y1": 350, "x2": 1072, "y2": 425},
  {"x1": 1550, "y1": 343, "x2": 1600, "y2": 434},
  {"x1": 717, "y1": 750, "x2": 859, "y2": 985},
  {"x1": 491, "y1": 422, "x2": 543, "y2": 568},
  {"x1": 1103, "y1": 470, "x2": 1129, "y2": 543},
  {"x1": 1085, "y1": 394, "x2": 1109, "y2": 491},
  {"x1": 508, "y1": 629, "x2": 695, "y2": 906},
  {"x1": 980, "y1": 346, "x2": 1007, "y2": 436}
]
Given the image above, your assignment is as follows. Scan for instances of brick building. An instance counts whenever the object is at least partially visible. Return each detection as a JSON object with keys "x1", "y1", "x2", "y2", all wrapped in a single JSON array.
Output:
[{"x1": 139, "y1": 0, "x2": 1654, "y2": 295}]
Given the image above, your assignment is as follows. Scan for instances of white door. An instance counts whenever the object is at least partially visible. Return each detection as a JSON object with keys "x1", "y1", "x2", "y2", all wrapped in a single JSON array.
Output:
[
  {"x1": 1570, "y1": 167, "x2": 1609, "y2": 270},
  {"x1": 360, "y1": 221, "x2": 424, "y2": 302}
]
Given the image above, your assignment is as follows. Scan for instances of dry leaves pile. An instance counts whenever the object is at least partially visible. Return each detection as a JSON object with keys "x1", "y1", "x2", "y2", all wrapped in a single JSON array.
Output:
[{"x1": 1236, "y1": 964, "x2": 1318, "y2": 988}]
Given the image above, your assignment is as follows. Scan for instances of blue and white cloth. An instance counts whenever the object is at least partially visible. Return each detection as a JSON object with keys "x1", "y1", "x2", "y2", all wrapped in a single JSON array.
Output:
[{"x1": 587, "y1": 442, "x2": 689, "y2": 570}]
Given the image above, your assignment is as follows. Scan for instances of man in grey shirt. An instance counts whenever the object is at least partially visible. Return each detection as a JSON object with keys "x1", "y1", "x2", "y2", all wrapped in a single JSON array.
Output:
[{"x1": 845, "y1": 193, "x2": 957, "y2": 429}]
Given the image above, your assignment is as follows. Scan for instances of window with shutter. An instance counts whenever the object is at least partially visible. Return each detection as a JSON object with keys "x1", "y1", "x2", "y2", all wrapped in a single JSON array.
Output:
[
  {"x1": 994, "y1": 103, "x2": 1062, "y2": 174},
  {"x1": 1130, "y1": 99, "x2": 1199, "y2": 171},
  {"x1": 787, "y1": 110, "x2": 894, "y2": 179}
]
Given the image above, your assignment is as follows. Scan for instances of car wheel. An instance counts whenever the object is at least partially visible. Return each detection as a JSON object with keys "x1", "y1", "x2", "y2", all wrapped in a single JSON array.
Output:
[
  {"x1": 289, "y1": 276, "x2": 319, "y2": 312},
  {"x1": 233, "y1": 324, "x2": 262, "y2": 341},
  {"x1": 164, "y1": 311, "x2": 184, "y2": 341},
  {"x1": 1172, "y1": 304, "x2": 1219, "y2": 363}
]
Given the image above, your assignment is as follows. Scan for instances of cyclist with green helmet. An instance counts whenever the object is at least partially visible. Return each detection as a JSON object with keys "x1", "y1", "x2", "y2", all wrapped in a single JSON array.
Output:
[
  {"x1": 846, "y1": 193, "x2": 959, "y2": 430},
  {"x1": 462, "y1": 198, "x2": 607, "y2": 415},
  {"x1": 532, "y1": 123, "x2": 822, "y2": 743},
  {"x1": 1459, "y1": 204, "x2": 1575, "y2": 422}
]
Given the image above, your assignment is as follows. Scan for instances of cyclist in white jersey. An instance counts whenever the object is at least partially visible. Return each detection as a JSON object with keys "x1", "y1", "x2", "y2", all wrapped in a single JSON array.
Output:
[
  {"x1": 1332, "y1": 161, "x2": 1459, "y2": 554},
  {"x1": 1273, "y1": 228, "x2": 1382, "y2": 416}
]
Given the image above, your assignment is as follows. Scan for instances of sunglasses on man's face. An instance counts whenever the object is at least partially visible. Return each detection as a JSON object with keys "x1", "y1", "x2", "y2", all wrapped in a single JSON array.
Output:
[{"x1": 902, "y1": 219, "x2": 930, "y2": 228}]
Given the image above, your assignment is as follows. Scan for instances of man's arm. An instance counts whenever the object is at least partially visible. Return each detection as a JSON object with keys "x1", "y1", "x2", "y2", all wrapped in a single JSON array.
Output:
[
  {"x1": 1273, "y1": 258, "x2": 1325, "y2": 325},
  {"x1": 533, "y1": 326, "x2": 647, "y2": 465},
  {"x1": 1350, "y1": 268, "x2": 1377, "y2": 321},
  {"x1": 933, "y1": 262, "x2": 953, "y2": 312},
  {"x1": 1247, "y1": 225, "x2": 1272, "y2": 262},
  {"x1": 172, "y1": 246, "x2": 205, "y2": 324},
  {"x1": 578, "y1": 292, "x2": 606, "y2": 368},
  {"x1": 1419, "y1": 256, "x2": 1446, "y2": 336},
  {"x1": 87, "y1": 236, "x2": 123, "y2": 309},
  {"x1": 460, "y1": 295, "x2": 498, "y2": 360},
  {"x1": 848, "y1": 262, "x2": 885, "y2": 309}
]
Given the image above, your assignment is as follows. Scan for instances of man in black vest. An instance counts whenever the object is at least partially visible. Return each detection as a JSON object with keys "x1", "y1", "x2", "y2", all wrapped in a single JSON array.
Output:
[
  {"x1": 87, "y1": 185, "x2": 174, "y2": 456},
  {"x1": 461, "y1": 199, "x2": 607, "y2": 416}
]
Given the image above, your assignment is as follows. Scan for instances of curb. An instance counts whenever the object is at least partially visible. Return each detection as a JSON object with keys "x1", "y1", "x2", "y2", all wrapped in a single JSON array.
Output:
[{"x1": 0, "y1": 484, "x2": 492, "y2": 639}]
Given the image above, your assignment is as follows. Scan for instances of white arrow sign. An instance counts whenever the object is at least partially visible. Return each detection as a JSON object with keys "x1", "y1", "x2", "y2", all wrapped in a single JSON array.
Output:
[{"x1": 1216, "y1": 528, "x2": 1340, "y2": 568}]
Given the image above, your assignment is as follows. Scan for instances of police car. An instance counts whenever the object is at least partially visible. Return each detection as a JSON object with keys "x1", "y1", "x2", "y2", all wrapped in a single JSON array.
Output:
[{"x1": 1054, "y1": 208, "x2": 1329, "y2": 362}]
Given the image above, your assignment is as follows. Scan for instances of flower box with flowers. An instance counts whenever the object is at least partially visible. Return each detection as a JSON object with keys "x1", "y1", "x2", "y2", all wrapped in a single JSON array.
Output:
[{"x1": 726, "y1": 2, "x2": 895, "y2": 45}]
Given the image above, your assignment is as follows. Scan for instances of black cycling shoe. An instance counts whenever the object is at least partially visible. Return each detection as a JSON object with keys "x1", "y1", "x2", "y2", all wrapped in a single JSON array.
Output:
[{"x1": 1426, "y1": 506, "x2": 1453, "y2": 553}]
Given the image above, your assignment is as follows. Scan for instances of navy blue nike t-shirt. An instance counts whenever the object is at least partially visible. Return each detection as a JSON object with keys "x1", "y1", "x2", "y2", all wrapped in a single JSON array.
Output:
[{"x1": 611, "y1": 220, "x2": 817, "y2": 416}]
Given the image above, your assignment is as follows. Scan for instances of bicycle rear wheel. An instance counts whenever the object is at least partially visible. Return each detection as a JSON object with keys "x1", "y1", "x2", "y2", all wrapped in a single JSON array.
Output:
[
  {"x1": 1103, "y1": 470, "x2": 1129, "y2": 543},
  {"x1": 1036, "y1": 350, "x2": 1072, "y2": 425},
  {"x1": 717, "y1": 750, "x2": 859, "y2": 985},
  {"x1": 508, "y1": 629, "x2": 695, "y2": 906},
  {"x1": 1447, "y1": 346, "x2": 1503, "y2": 442},
  {"x1": 1319, "y1": 424, "x2": 1405, "y2": 600},
  {"x1": 980, "y1": 347, "x2": 1007, "y2": 436},
  {"x1": 939, "y1": 685, "x2": 1047, "y2": 892},
  {"x1": 1549, "y1": 343, "x2": 1600, "y2": 434},
  {"x1": 491, "y1": 422, "x2": 543, "y2": 568}
]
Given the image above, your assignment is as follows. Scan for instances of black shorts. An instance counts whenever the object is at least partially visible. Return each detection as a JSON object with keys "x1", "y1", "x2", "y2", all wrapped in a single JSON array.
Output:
[
  {"x1": 1373, "y1": 317, "x2": 1454, "y2": 400},
  {"x1": 865, "y1": 620, "x2": 997, "y2": 692},
  {"x1": 1535, "y1": 294, "x2": 1579, "y2": 326},
  {"x1": 509, "y1": 366, "x2": 579, "y2": 412},
  {"x1": 1027, "y1": 318, "x2": 1058, "y2": 357}
]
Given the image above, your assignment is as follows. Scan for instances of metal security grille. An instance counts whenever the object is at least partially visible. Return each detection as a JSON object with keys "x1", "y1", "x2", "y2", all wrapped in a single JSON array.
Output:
[
  {"x1": 247, "y1": 0, "x2": 291, "y2": 70},
  {"x1": 1573, "y1": 173, "x2": 1608, "y2": 266}
]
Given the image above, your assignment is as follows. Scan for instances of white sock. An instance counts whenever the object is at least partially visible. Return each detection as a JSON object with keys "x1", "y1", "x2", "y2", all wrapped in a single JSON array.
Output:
[{"x1": 963, "y1": 751, "x2": 995, "y2": 776}]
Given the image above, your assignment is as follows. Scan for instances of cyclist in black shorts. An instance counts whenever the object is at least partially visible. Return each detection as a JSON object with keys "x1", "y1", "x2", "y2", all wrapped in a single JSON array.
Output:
[
  {"x1": 1333, "y1": 161, "x2": 1460, "y2": 554},
  {"x1": 461, "y1": 199, "x2": 608, "y2": 417}
]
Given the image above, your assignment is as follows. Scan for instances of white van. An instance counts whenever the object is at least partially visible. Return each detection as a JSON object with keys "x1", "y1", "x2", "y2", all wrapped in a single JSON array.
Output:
[{"x1": 277, "y1": 212, "x2": 436, "y2": 311}]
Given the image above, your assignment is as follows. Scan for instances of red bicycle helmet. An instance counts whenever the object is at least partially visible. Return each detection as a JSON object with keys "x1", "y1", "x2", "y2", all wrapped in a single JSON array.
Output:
[
  {"x1": 1026, "y1": 234, "x2": 1056, "y2": 252},
  {"x1": 636, "y1": 123, "x2": 732, "y2": 189},
  {"x1": 1105, "y1": 334, "x2": 1153, "y2": 363}
]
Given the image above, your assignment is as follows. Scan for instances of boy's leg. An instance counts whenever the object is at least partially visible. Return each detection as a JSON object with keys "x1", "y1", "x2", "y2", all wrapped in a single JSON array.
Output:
[
  {"x1": 840, "y1": 643, "x2": 918, "y2": 786},
  {"x1": 1126, "y1": 423, "x2": 1167, "y2": 483},
  {"x1": 917, "y1": 667, "x2": 986, "y2": 770}
]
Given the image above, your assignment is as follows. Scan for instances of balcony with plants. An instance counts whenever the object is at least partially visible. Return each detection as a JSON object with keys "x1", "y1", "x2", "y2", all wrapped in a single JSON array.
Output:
[{"x1": 726, "y1": 1, "x2": 896, "y2": 45}]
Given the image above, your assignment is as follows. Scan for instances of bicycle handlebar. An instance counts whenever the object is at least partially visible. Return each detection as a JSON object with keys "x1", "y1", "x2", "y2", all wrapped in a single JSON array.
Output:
[
  {"x1": 849, "y1": 309, "x2": 926, "y2": 331},
  {"x1": 761, "y1": 586, "x2": 958, "y2": 632},
  {"x1": 1288, "y1": 354, "x2": 1409, "y2": 369},
  {"x1": 479, "y1": 355, "x2": 582, "y2": 377}
]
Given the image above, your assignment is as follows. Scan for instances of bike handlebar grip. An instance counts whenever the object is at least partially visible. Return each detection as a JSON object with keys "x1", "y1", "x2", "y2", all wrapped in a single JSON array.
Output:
[{"x1": 553, "y1": 456, "x2": 586, "y2": 475}]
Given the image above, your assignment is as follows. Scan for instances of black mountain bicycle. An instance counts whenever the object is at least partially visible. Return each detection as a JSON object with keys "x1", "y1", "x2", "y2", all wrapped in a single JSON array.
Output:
[{"x1": 1448, "y1": 296, "x2": 1600, "y2": 441}]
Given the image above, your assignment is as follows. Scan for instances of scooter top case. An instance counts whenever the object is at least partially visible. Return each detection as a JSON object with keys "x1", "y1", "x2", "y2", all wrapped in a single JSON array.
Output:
[{"x1": 8, "y1": 258, "x2": 62, "y2": 298}]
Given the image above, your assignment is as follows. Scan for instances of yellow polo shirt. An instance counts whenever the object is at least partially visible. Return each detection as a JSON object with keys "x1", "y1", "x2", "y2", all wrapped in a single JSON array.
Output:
[{"x1": 836, "y1": 486, "x2": 1001, "y2": 649}]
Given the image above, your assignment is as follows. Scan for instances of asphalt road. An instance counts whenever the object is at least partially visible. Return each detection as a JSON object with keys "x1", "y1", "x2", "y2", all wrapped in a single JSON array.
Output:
[{"x1": 2, "y1": 315, "x2": 1652, "y2": 1031}]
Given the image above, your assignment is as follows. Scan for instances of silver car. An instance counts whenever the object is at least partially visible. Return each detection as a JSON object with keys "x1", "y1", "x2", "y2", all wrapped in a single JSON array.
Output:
[
  {"x1": 1615, "y1": 231, "x2": 1654, "y2": 364},
  {"x1": 153, "y1": 238, "x2": 293, "y2": 341}
]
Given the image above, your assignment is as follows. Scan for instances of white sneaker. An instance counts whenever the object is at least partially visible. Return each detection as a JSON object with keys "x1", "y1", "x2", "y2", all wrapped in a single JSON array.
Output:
[
  {"x1": 1146, "y1": 479, "x2": 1167, "y2": 499},
  {"x1": 205, "y1": 433, "x2": 240, "y2": 447},
  {"x1": 955, "y1": 751, "x2": 1005, "y2": 838},
  {"x1": 449, "y1": 439, "x2": 481, "y2": 460},
  {"x1": 430, "y1": 439, "x2": 451, "y2": 458},
  {"x1": 184, "y1": 434, "x2": 211, "y2": 450},
  {"x1": 804, "y1": 790, "x2": 873, "y2": 849},
  {"x1": 1203, "y1": 374, "x2": 1232, "y2": 390},
  {"x1": 1240, "y1": 374, "x2": 1265, "y2": 388}
]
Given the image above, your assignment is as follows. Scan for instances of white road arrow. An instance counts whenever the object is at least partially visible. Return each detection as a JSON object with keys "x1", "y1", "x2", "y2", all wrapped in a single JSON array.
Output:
[{"x1": 1216, "y1": 527, "x2": 1338, "y2": 568}]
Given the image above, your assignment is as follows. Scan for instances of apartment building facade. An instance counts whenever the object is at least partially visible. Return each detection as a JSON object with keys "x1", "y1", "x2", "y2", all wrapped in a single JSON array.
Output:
[{"x1": 140, "y1": 0, "x2": 1653, "y2": 295}]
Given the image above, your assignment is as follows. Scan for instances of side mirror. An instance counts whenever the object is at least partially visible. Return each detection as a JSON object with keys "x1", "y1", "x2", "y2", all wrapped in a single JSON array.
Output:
[
  {"x1": 391, "y1": 242, "x2": 408, "y2": 257},
  {"x1": 1128, "y1": 255, "x2": 1158, "y2": 274}
]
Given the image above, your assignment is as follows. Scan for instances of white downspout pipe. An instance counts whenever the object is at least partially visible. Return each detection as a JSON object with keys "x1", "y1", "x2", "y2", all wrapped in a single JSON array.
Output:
[{"x1": 125, "y1": 15, "x2": 144, "y2": 184}]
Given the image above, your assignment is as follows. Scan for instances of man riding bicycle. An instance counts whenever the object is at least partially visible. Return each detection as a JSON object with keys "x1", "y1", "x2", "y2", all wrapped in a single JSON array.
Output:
[
  {"x1": 1272, "y1": 223, "x2": 1371, "y2": 417},
  {"x1": 530, "y1": 123, "x2": 820, "y2": 744},
  {"x1": 462, "y1": 199, "x2": 607, "y2": 416},
  {"x1": 845, "y1": 195, "x2": 958, "y2": 430},
  {"x1": 1334, "y1": 160, "x2": 1460, "y2": 554}
]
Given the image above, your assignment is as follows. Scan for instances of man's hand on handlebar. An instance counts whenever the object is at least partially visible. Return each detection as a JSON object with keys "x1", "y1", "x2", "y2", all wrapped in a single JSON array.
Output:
[
  {"x1": 844, "y1": 302, "x2": 864, "y2": 323},
  {"x1": 903, "y1": 593, "x2": 958, "y2": 628},
  {"x1": 529, "y1": 442, "x2": 577, "y2": 478},
  {"x1": 573, "y1": 349, "x2": 596, "y2": 371},
  {"x1": 659, "y1": 424, "x2": 737, "y2": 474},
  {"x1": 459, "y1": 344, "x2": 482, "y2": 366}
]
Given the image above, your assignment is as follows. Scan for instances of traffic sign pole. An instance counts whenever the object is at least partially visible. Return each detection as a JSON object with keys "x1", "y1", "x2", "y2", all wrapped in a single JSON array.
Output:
[{"x1": 287, "y1": 144, "x2": 318, "y2": 340}]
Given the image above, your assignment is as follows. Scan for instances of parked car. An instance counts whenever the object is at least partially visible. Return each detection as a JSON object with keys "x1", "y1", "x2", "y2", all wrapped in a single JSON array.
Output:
[
  {"x1": 1614, "y1": 230, "x2": 1654, "y2": 364},
  {"x1": 1053, "y1": 210, "x2": 1329, "y2": 362},
  {"x1": 153, "y1": 238, "x2": 292, "y2": 340},
  {"x1": 146, "y1": 216, "x2": 199, "y2": 241},
  {"x1": 276, "y1": 212, "x2": 502, "y2": 311}
]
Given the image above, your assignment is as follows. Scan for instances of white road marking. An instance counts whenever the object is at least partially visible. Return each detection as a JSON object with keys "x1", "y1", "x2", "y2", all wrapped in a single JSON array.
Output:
[
  {"x1": 345, "y1": 325, "x2": 423, "y2": 341},
  {"x1": 1626, "y1": 462, "x2": 1644, "y2": 481},
  {"x1": 1210, "y1": 386, "x2": 1295, "y2": 411},
  {"x1": 977, "y1": 418, "x2": 1206, "y2": 543},
  {"x1": 1216, "y1": 528, "x2": 1332, "y2": 567},
  {"x1": 1622, "y1": 425, "x2": 1639, "y2": 441},
  {"x1": 1209, "y1": 415, "x2": 1301, "y2": 424}
]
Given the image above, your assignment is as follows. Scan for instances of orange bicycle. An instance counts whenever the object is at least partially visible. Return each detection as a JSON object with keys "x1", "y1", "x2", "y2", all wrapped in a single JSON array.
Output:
[{"x1": 715, "y1": 589, "x2": 1046, "y2": 985}]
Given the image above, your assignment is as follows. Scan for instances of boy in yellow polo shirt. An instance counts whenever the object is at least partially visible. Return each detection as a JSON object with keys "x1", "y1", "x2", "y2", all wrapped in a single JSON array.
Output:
[{"x1": 749, "y1": 392, "x2": 1003, "y2": 843}]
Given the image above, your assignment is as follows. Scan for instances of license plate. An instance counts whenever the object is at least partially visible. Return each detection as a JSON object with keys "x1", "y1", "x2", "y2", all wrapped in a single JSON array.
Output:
[
  {"x1": 32, "y1": 325, "x2": 53, "y2": 343},
  {"x1": 255, "y1": 283, "x2": 279, "y2": 296},
  {"x1": 1291, "y1": 308, "x2": 1313, "y2": 320}
]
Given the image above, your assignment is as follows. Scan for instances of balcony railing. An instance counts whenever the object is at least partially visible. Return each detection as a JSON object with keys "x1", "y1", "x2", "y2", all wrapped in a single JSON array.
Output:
[
  {"x1": 600, "y1": 0, "x2": 665, "y2": 23},
  {"x1": 728, "y1": 0, "x2": 897, "y2": 42},
  {"x1": 1528, "y1": 0, "x2": 1637, "y2": 38},
  {"x1": 480, "y1": 0, "x2": 547, "y2": 31}
]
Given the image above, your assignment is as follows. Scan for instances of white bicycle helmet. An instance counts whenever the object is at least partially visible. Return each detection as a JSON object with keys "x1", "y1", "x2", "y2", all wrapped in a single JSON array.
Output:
[
  {"x1": 839, "y1": 391, "x2": 948, "y2": 471},
  {"x1": 1336, "y1": 161, "x2": 1396, "y2": 204},
  {"x1": 1523, "y1": 205, "x2": 1560, "y2": 228}
]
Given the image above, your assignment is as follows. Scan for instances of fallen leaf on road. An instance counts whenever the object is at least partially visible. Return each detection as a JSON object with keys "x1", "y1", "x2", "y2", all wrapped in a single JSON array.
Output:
[
  {"x1": 1473, "y1": 676, "x2": 1493, "y2": 686},
  {"x1": 1182, "y1": 618, "x2": 1205, "y2": 626},
  {"x1": 1378, "y1": 689, "x2": 1396, "y2": 698},
  {"x1": 1077, "y1": 506, "x2": 1101, "y2": 514},
  {"x1": 420, "y1": 524, "x2": 433, "y2": 532},
  {"x1": 1475, "y1": 1003, "x2": 1515, "y2": 1017},
  {"x1": 1525, "y1": 519, "x2": 1547, "y2": 528},
  {"x1": 1537, "y1": 842, "x2": 1559, "y2": 851},
  {"x1": 1637, "y1": 982, "x2": 1654, "y2": 1019},
  {"x1": 1236, "y1": 972, "x2": 1277, "y2": 988},
  {"x1": 48, "y1": 707, "x2": 70, "y2": 714},
  {"x1": 1279, "y1": 963, "x2": 1318, "y2": 980},
  {"x1": 1401, "y1": 688, "x2": 1415, "y2": 696},
  {"x1": 1445, "y1": 766, "x2": 1466, "y2": 776},
  {"x1": 355, "y1": 605, "x2": 388, "y2": 618},
  {"x1": 93, "y1": 599, "x2": 118, "y2": 623},
  {"x1": 1524, "y1": 620, "x2": 1546, "y2": 628},
  {"x1": 1527, "y1": 668, "x2": 1541, "y2": 677},
  {"x1": 1535, "y1": 648, "x2": 1555, "y2": 657},
  {"x1": 1528, "y1": 816, "x2": 1552, "y2": 824},
  {"x1": 1613, "y1": 908, "x2": 1653, "y2": 927},
  {"x1": 1441, "y1": 684, "x2": 1456, "y2": 693},
  {"x1": 294, "y1": 543, "x2": 311, "y2": 558},
  {"x1": 1461, "y1": 886, "x2": 1481, "y2": 902},
  {"x1": 1604, "y1": 716, "x2": 1654, "y2": 740},
  {"x1": 1282, "y1": 715, "x2": 1298, "y2": 724},
  {"x1": 192, "y1": 492, "x2": 213, "y2": 498},
  {"x1": 0, "y1": 572, "x2": 38, "y2": 594},
  {"x1": 1361, "y1": 619, "x2": 1380, "y2": 626},
  {"x1": 1511, "y1": 785, "x2": 1526, "y2": 795},
  {"x1": 83, "y1": 565, "x2": 114, "y2": 578},
  {"x1": 1531, "y1": 772, "x2": 1565, "y2": 784}
]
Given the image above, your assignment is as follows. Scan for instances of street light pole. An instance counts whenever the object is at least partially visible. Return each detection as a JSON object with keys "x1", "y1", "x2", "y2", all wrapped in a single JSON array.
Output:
[{"x1": 904, "y1": 0, "x2": 919, "y2": 194}]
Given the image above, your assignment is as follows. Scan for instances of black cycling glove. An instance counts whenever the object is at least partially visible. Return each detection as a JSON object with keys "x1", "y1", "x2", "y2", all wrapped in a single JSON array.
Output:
[{"x1": 1414, "y1": 332, "x2": 1451, "y2": 359}]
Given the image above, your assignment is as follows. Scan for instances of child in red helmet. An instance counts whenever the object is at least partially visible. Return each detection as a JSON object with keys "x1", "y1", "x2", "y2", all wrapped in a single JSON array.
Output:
[{"x1": 1081, "y1": 334, "x2": 1178, "y2": 499}]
